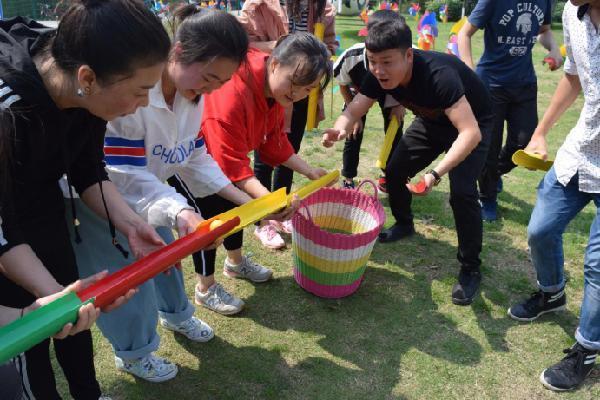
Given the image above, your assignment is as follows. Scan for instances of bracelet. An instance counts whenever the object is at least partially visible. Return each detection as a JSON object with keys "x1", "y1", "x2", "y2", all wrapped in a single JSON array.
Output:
[{"x1": 428, "y1": 169, "x2": 442, "y2": 186}]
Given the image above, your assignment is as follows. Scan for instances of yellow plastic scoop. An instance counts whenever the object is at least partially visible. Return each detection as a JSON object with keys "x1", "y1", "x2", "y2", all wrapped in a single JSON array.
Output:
[
  {"x1": 512, "y1": 150, "x2": 553, "y2": 172},
  {"x1": 198, "y1": 170, "x2": 339, "y2": 237},
  {"x1": 376, "y1": 116, "x2": 400, "y2": 169},
  {"x1": 198, "y1": 188, "x2": 288, "y2": 238},
  {"x1": 288, "y1": 170, "x2": 340, "y2": 206}
]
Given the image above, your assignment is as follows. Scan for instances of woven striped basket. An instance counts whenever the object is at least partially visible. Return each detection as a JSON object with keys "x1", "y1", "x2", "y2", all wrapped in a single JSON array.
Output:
[{"x1": 291, "y1": 181, "x2": 385, "y2": 298}]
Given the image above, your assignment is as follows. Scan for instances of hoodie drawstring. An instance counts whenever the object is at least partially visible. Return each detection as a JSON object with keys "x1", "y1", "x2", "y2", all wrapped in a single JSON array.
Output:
[{"x1": 95, "y1": 168, "x2": 129, "y2": 259}]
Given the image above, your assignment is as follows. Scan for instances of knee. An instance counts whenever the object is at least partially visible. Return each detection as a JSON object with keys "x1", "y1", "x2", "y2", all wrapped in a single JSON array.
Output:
[{"x1": 527, "y1": 220, "x2": 557, "y2": 247}]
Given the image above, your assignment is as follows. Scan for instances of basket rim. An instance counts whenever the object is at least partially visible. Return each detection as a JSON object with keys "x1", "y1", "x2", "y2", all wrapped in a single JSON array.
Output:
[{"x1": 292, "y1": 187, "x2": 386, "y2": 246}]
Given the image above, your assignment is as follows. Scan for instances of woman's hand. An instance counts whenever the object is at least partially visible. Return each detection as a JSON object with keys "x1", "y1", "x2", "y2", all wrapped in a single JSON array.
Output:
[
  {"x1": 25, "y1": 271, "x2": 137, "y2": 339},
  {"x1": 125, "y1": 221, "x2": 165, "y2": 260},
  {"x1": 306, "y1": 167, "x2": 328, "y2": 181}
]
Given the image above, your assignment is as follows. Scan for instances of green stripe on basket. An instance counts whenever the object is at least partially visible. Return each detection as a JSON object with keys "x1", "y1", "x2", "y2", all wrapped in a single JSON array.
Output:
[{"x1": 293, "y1": 254, "x2": 367, "y2": 286}]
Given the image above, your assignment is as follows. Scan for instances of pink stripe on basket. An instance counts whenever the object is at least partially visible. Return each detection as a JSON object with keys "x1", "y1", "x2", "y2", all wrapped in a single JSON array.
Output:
[
  {"x1": 293, "y1": 267, "x2": 363, "y2": 298},
  {"x1": 292, "y1": 188, "x2": 385, "y2": 250}
]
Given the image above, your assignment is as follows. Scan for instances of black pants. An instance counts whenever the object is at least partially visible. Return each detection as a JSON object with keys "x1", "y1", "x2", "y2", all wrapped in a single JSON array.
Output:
[
  {"x1": 0, "y1": 215, "x2": 100, "y2": 400},
  {"x1": 479, "y1": 84, "x2": 538, "y2": 201},
  {"x1": 0, "y1": 361, "x2": 24, "y2": 400},
  {"x1": 254, "y1": 97, "x2": 309, "y2": 194},
  {"x1": 385, "y1": 116, "x2": 492, "y2": 269},
  {"x1": 168, "y1": 175, "x2": 244, "y2": 276},
  {"x1": 342, "y1": 107, "x2": 403, "y2": 179}
]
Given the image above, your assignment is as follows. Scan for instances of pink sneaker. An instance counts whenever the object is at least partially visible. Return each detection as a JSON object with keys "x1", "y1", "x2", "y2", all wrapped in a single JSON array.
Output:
[
  {"x1": 254, "y1": 225, "x2": 285, "y2": 249},
  {"x1": 270, "y1": 219, "x2": 293, "y2": 234}
]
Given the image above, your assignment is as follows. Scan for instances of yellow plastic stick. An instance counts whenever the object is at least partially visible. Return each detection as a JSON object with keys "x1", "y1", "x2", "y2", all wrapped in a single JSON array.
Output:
[
  {"x1": 511, "y1": 150, "x2": 554, "y2": 172},
  {"x1": 306, "y1": 22, "x2": 325, "y2": 132},
  {"x1": 376, "y1": 116, "x2": 400, "y2": 169},
  {"x1": 200, "y1": 170, "x2": 339, "y2": 234},
  {"x1": 450, "y1": 16, "x2": 467, "y2": 35},
  {"x1": 199, "y1": 188, "x2": 287, "y2": 237},
  {"x1": 288, "y1": 170, "x2": 340, "y2": 206}
]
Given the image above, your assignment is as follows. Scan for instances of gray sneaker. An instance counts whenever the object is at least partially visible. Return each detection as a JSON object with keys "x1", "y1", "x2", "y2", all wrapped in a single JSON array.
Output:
[
  {"x1": 223, "y1": 254, "x2": 273, "y2": 283},
  {"x1": 115, "y1": 353, "x2": 178, "y2": 383},
  {"x1": 195, "y1": 283, "x2": 244, "y2": 315},
  {"x1": 159, "y1": 316, "x2": 214, "y2": 342}
]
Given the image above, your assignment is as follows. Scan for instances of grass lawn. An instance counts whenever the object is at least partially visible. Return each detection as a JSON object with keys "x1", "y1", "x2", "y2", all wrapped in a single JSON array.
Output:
[{"x1": 55, "y1": 14, "x2": 598, "y2": 399}]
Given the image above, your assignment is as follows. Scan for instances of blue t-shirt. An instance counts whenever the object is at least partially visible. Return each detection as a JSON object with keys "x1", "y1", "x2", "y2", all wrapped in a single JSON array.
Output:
[{"x1": 469, "y1": 0, "x2": 552, "y2": 87}]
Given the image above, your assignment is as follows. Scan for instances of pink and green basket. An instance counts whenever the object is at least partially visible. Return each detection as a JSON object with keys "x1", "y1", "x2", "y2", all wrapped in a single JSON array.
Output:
[{"x1": 291, "y1": 181, "x2": 385, "y2": 298}]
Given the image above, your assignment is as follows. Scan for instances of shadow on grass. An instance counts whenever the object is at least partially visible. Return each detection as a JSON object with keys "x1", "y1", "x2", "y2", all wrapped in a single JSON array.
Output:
[
  {"x1": 235, "y1": 267, "x2": 482, "y2": 398},
  {"x1": 371, "y1": 191, "x2": 580, "y2": 355}
]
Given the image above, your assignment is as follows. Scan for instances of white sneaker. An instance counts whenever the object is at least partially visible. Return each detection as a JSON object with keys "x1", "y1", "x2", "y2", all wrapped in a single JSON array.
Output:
[
  {"x1": 254, "y1": 225, "x2": 285, "y2": 249},
  {"x1": 270, "y1": 219, "x2": 293, "y2": 234},
  {"x1": 115, "y1": 353, "x2": 178, "y2": 383},
  {"x1": 195, "y1": 283, "x2": 244, "y2": 315},
  {"x1": 159, "y1": 316, "x2": 214, "y2": 342},
  {"x1": 223, "y1": 253, "x2": 273, "y2": 283}
]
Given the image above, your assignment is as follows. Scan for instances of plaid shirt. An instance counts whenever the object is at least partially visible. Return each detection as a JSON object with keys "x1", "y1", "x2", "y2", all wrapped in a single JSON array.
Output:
[{"x1": 554, "y1": 3, "x2": 600, "y2": 192}]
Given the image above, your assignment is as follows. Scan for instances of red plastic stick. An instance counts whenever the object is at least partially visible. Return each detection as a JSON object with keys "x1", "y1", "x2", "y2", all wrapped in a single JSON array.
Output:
[{"x1": 77, "y1": 217, "x2": 239, "y2": 308}]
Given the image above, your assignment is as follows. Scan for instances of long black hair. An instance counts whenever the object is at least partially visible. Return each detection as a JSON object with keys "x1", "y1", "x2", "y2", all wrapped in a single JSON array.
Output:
[
  {"x1": 168, "y1": 5, "x2": 249, "y2": 66},
  {"x1": 287, "y1": 0, "x2": 326, "y2": 24},
  {"x1": 51, "y1": 0, "x2": 171, "y2": 84},
  {"x1": 269, "y1": 32, "x2": 332, "y2": 91}
]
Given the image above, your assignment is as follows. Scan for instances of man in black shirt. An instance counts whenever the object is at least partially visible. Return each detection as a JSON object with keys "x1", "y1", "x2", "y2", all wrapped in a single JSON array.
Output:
[{"x1": 323, "y1": 12, "x2": 493, "y2": 305}]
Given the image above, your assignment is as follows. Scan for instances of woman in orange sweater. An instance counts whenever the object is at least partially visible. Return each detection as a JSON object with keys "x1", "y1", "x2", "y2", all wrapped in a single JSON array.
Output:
[
  {"x1": 238, "y1": 0, "x2": 337, "y2": 248},
  {"x1": 202, "y1": 33, "x2": 331, "y2": 249}
]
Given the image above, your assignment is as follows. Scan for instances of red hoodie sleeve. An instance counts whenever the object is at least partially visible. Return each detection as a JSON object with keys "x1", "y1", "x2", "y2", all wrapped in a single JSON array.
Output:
[
  {"x1": 255, "y1": 107, "x2": 294, "y2": 167},
  {"x1": 203, "y1": 117, "x2": 255, "y2": 183}
]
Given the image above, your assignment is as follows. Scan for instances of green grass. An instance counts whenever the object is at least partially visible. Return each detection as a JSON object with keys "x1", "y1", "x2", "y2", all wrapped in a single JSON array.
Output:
[{"x1": 56, "y1": 15, "x2": 598, "y2": 399}]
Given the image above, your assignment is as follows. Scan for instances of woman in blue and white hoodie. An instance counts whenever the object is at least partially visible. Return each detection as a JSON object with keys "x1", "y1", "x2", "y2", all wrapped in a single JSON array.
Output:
[{"x1": 66, "y1": 7, "x2": 273, "y2": 382}]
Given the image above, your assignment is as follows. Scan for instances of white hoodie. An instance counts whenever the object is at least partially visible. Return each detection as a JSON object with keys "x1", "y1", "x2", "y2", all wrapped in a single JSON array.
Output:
[{"x1": 104, "y1": 81, "x2": 230, "y2": 229}]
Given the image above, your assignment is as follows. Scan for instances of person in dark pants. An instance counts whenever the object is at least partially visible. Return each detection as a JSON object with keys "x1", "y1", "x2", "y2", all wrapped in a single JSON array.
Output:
[
  {"x1": 333, "y1": 40, "x2": 404, "y2": 191},
  {"x1": 458, "y1": 0, "x2": 563, "y2": 221},
  {"x1": 323, "y1": 11, "x2": 493, "y2": 305},
  {"x1": 0, "y1": 1, "x2": 171, "y2": 398}
]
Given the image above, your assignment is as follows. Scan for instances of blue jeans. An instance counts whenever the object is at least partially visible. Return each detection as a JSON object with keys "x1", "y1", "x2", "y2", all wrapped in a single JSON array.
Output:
[
  {"x1": 66, "y1": 199, "x2": 195, "y2": 360},
  {"x1": 528, "y1": 167, "x2": 600, "y2": 350}
]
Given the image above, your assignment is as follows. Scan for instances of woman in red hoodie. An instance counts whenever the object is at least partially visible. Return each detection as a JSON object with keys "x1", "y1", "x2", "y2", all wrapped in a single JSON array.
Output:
[{"x1": 202, "y1": 33, "x2": 331, "y2": 249}]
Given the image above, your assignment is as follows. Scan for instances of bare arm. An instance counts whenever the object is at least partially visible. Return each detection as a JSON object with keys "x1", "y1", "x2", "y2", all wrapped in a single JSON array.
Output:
[
  {"x1": 217, "y1": 183, "x2": 253, "y2": 206},
  {"x1": 538, "y1": 24, "x2": 563, "y2": 69},
  {"x1": 435, "y1": 96, "x2": 482, "y2": 176},
  {"x1": 0, "y1": 245, "x2": 62, "y2": 297},
  {"x1": 80, "y1": 181, "x2": 164, "y2": 258},
  {"x1": 457, "y1": 21, "x2": 479, "y2": 70},
  {"x1": 322, "y1": 94, "x2": 375, "y2": 147},
  {"x1": 235, "y1": 176, "x2": 272, "y2": 199},
  {"x1": 339, "y1": 85, "x2": 355, "y2": 105},
  {"x1": 525, "y1": 73, "x2": 582, "y2": 158},
  {"x1": 414, "y1": 96, "x2": 482, "y2": 194}
]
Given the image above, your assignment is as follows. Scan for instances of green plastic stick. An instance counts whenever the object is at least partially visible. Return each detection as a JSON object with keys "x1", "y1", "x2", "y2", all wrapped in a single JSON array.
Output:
[{"x1": 0, "y1": 292, "x2": 88, "y2": 364}]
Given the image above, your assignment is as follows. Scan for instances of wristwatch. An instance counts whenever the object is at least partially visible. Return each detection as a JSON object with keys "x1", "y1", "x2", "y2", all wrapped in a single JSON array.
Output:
[{"x1": 428, "y1": 169, "x2": 441, "y2": 186}]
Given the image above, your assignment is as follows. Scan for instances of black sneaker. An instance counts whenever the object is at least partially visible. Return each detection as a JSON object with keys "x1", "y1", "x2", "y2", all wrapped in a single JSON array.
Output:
[
  {"x1": 378, "y1": 223, "x2": 415, "y2": 243},
  {"x1": 540, "y1": 343, "x2": 597, "y2": 392},
  {"x1": 451, "y1": 267, "x2": 481, "y2": 305},
  {"x1": 508, "y1": 289, "x2": 566, "y2": 322},
  {"x1": 342, "y1": 178, "x2": 355, "y2": 189}
]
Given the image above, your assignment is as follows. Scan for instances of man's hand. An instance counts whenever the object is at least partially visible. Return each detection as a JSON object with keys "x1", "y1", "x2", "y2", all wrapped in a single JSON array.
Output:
[
  {"x1": 524, "y1": 134, "x2": 549, "y2": 161},
  {"x1": 321, "y1": 128, "x2": 347, "y2": 148}
]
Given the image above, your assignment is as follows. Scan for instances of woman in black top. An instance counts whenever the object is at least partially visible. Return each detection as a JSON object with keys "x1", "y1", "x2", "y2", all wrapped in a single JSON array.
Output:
[{"x1": 0, "y1": 1, "x2": 171, "y2": 398}]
